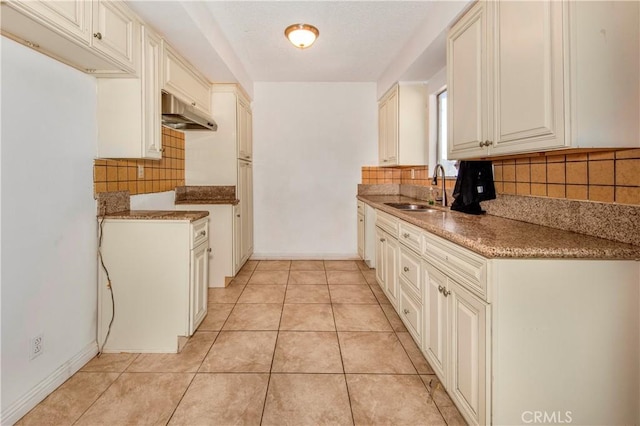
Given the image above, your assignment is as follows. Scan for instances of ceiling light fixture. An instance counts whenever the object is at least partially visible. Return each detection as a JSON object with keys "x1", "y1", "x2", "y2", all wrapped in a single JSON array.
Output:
[{"x1": 284, "y1": 23, "x2": 319, "y2": 49}]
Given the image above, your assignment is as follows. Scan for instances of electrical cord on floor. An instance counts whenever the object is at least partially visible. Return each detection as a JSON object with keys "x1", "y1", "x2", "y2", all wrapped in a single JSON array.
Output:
[{"x1": 97, "y1": 209, "x2": 115, "y2": 357}]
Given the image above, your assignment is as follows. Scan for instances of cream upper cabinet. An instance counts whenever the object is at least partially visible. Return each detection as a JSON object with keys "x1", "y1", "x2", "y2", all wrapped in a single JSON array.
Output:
[
  {"x1": 162, "y1": 43, "x2": 212, "y2": 118},
  {"x1": 1, "y1": 0, "x2": 140, "y2": 75},
  {"x1": 448, "y1": 0, "x2": 640, "y2": 160},
  {"x1": 237, "y1": 96, "x2": 253, "y2": 161},
  {"x1": 91, "y1": 0, "x2": 139, "y2": 73},
  {"x1": 447, "y1": 1, "x2": 489, "y2": 159},
  {"x1": 96, "y1": 25, "x2": 161, "y2": 159},
  {"x1": 378, "y1": 83, "x2": 427, "y2": 166}
]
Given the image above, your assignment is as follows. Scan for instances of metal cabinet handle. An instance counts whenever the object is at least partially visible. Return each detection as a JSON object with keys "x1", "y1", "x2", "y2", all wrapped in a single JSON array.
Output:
[
  {"x1": 207, "y1": 248, "x2": 212, "y2": 253},
  {"x1": 403, "y1": 309, "x2": 410, "y2": 315},
  {"x1": 380, "y1": 238, "x2": 386, "y2": 242},
  {"x1": 93, "y1": 32, "x2": 102, "y2": 40},
  {"x1": 478, "y1": 141, "x2": 484, "y2": 148},
  {"x1": 442, "y1": 289, "x2": 451, "y2": 297},
  {"x1": 438, "y1": 285, "x2": 444, "y2": 293},
  {"x1": 199, "y1": 231, "x2": 206, "y2": 236},
  {"x1": 403, "y1": 266, "x2": 409, "y2": 272},
  {"x1": 403, "y1": 233, "x2": 410, "y2": 238},
  {"x1": 191, "y1": 102, "x2": 196, "y2": 107},
  {"x1": 383, "y1": 159, "x2": 388, "y2": 162}
]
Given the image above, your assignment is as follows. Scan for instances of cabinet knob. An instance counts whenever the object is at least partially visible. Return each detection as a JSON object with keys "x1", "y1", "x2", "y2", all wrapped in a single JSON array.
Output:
[
  {"x1": 403, "y1": 266, "x2": 409, "y2": 272},
  {"x1": 383, "y1": 159, "x2": 388, "y2": 162},
  {"x1": 359, "y1": 219, "x2": 364, "y2": 222},
  {"x1": 403, "y1": 309, "x2": 410, "y2": 315},
  {"x1": 199, "y1": 231, "x2": 206, "y2": 236},
  {"x1": 403, "y1": 233, "x2": 410, "y2": 238},
  {"x1": 380, "y1": 238, "x2": 386, "y2": 242},
  {"x1": 237, "y1": 214, "x2": 241, "y2": 217},
  {"x1": 191, "y1": 102, "x2": 196, "y2": 107},
  {"x1": 438, "y1": 285, "x2": 444, "y2": 293},
  {"x1": 442, "y1": 289, "x2": 451, "y2": 297},
  {"x1": 478, "y1": 141, "x2": 484, "y2": 148},
  {"x1": 207, "y1": 248, "x2": 212, "y2": 253},
  {"x1": 93, "y1": 32, "x2": 102, "y2": 40}
]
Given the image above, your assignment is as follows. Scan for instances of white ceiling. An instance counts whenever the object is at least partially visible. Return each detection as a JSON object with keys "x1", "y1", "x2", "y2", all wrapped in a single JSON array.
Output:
[
  {"x1": 203, "y1": 1, "x2": 434, "y2": 82},
  {"x1": 127, "y1": 1, "x2": 468, "y2": 95}
]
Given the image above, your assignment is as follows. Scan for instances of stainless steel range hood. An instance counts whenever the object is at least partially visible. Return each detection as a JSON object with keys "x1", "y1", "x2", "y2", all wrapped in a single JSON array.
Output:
[{"x1": 161, "y1": 92, "x2": 217, "y2": 131}]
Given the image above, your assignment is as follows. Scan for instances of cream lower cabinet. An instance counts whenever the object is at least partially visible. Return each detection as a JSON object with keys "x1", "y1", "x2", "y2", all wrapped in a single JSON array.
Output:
[
  {"x1": 357, "y1": 201, "x2": 365, "y2": 259},
  {"x1": 423, "y1": 260, "x2": 489, "y2": 425},
  {"x1": 370, "y1": 204, "x2": 640, "y2": 425},
  {"x1": 374, "y1": 227, "x2": 399, "y2": 308},
  {"x1": 97, "y1": 217, "x2": 209, "y2": 353},
  {"x1": 238, "y1": 160, "x2": 253, "y2": 268}
]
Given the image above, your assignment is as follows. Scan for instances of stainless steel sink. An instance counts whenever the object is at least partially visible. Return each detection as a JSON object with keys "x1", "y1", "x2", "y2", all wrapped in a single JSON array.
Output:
[{"x1": 384, "y1": 202, "x2": 434, "y2": 211}]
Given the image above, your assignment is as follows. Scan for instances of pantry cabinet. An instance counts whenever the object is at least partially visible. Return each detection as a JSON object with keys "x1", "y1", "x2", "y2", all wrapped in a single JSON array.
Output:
[
  {"x1": 378, "y1": 83, "x2": 427, "y2": 166},
  {"x1": 162, "y1": 42, "x2": 212, "y2": 118},
  {"x1": 1, "y1": 0, "x2": 140, "y2": 75},
  {"x1": 448, "y1": 0, "x2": 640, "y2": 159},
  {"x1": 184, "y1": 84, "x2": 254, "y2": 281},
  {"x1": 96, "y1": 25, "x2": 162, "y2": 159}
]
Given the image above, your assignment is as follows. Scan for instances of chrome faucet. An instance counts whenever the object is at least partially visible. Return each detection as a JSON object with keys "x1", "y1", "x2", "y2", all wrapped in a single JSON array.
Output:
[{"x1": 432, "y1": 164, "x2": 448, "y2": 207}]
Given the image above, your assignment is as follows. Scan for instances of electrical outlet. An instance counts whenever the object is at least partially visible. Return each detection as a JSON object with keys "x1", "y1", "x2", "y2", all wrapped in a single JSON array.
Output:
[
  {"x1": 137, "y1": 165, "x2": 144, "y2": 179},
  {"x1": 30, "y1": 334, "x2": 44, "y2": 360}
]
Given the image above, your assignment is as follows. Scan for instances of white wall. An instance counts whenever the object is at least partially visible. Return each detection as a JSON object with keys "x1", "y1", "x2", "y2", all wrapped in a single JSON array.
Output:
[
  {"x1": 252, "y1": 83, "x2": 377, "y2": 258},
  {"x1": 1, "y1": 39, "x2": 98, "y2": 423}
]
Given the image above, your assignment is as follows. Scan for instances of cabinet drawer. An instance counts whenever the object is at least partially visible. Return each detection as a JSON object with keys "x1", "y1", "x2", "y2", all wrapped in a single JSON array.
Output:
[
  {"x1": 399, "y1": 245, "x2": 421, "y2": 300},
  {"x1": 399, "y1": 282, "x2": 422, "y2": 342},
  {"x1": 423, "y1": 232, "x2": 487, "y2": 300},
  {"x1": 376, "y1": 210, "x2": 399, "y2": 235},
  {"x1": 399, "y1": 221, "x2": 423, "y2": 253},
  {"x1": 191, "y1": 218, "x2": 208, "y2": 248}
]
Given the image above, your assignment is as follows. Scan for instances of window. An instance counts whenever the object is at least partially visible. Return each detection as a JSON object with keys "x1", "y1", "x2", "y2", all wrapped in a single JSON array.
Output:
[{"x1": 436, "y1": 89, "x2": 458, "y2": 177}]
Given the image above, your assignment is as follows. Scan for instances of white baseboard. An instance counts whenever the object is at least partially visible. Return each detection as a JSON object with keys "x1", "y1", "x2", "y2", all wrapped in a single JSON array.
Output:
[
  {"x1": 250, "y1": 253, "x2": 361, "y2": 260},
  {"x1": 2, "y1": 341, "x2": 98, "y2": 425}
]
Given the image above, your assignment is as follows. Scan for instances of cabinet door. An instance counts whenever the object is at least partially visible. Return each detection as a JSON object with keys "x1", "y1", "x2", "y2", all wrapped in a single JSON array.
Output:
[
  {"x1": 233, "y1": 204, "x2": 242, "y2": 274},
  {"x1": 237, "y1": 98, "x2": 252, "y2": 161},
  {"x1": 190, "y1": 242, "x2": 209, "y2": 334},
  {"x1": 92, "y1": 0, "x2": 138, "y2": 73},
  {"x1": 384, "y1": 89, "x2": 399, "y2": 165},
  {"x1": 423, "y1": 262, "x2": 448, "y2": 381},
  {"x1": 375, "y1": 227, "x2": 386, "y2": 287},
  {"x1": 378, "y1": 102, "x2": 387, "y2": 165},
  {"x1": 399, "y1": 281, "x2": 423, "y2": 343},
  {"x1": 246, "y1": 108, "x2": 253, "y2": 160},
  {"x1": 163, "y1": 44, "x2": 212, "y2": 117},
  {"x1": 239, "y1": 160, "x2": 253, "y2": 263},
  {"x1": 491, "y1": 0, "x2": 565, "y2": 154},
  {"x1": 447, "y1": 1, "x2": 489, "y2": 159},
  {"x1": 384, "y1": 235, "x2": 399, "y2": 308},
  {"x1": 143, "y1": 26, "x2": 162, "y2": 159},
  {"x1": 11, "y1": 0, "x2": 91, "y2": 43},
  {"x1": 449, "y1": 280, "x2": 489, "y2": 425},
  {"x1": 357, "y1": 214, "x2": 365, "y2": 259}
]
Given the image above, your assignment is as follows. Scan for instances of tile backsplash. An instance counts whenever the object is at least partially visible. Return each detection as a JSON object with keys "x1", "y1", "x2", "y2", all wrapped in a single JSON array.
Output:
[
  {"x1": 94, "y1": 127, "x2": 185, "y2": 196},
  {"x1": 492, "y1": 149, "x2": 640, "y2": 205},
  {"x1": 361, "y1": 166, "x2": 456, "y2": 190}
]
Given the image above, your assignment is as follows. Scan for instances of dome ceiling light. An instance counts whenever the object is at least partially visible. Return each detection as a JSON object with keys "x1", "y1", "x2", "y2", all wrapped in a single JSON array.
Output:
[{"x1": 284, "y1": 23, "x2": 319, "y2": 49}]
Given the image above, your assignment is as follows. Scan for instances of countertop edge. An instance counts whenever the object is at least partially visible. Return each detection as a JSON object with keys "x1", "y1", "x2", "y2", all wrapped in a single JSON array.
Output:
[
  {"x1": 357, "y1": 195, "x2": 640, "y2": 261},
  {"x1": 174, "y1": 199, "x2": 240, "y2": 205},
  {"x1": 100, "y1": 210, "x2": 210, "y2": 222}
]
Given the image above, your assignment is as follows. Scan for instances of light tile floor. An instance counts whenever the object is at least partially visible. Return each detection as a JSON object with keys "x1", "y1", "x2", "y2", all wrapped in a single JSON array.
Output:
[{"x1": 17, "y1": 260, "x2": 467, "y2": 426}]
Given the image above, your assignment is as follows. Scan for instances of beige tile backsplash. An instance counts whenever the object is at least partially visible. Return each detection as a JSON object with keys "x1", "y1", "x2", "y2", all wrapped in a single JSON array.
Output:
[
  {"x1": 94, "y1": 127, "x2": 185, "y2": 196},
  {"x1": 492, "y1": 149, "x2": 640, "y2": 205}
]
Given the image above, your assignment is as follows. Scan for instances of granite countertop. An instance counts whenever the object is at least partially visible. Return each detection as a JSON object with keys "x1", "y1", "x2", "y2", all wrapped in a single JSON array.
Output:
[
  {"x1": 358, "y1": 195, "x2": 640, "y2": 260},
  {"x1": 102, "y1": 210, "x2": 209, "y2": 221},
  {"x1": 175, "y1": 185, "x2": 239, "y2": 205}
]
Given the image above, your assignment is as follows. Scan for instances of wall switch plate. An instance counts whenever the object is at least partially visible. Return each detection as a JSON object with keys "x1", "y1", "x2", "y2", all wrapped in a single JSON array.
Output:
[
  {"x1": 137, "y1": 165, "x2": 144, "y2": 179},
  {"x1": 30, "y1": 334, "x2": 44, "y2": 360}
]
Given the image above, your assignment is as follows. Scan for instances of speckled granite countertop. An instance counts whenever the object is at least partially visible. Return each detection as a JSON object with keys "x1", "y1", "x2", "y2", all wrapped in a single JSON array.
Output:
[
  {"x1": 358, "y1": 195, "x2": 640, "y2": 260},
  {"x1": 175, "y1": 186, "x2": 239, "y2": 205},
  {"x1": 102, "y1": 210, "x2": 209, "y2": 221}
]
